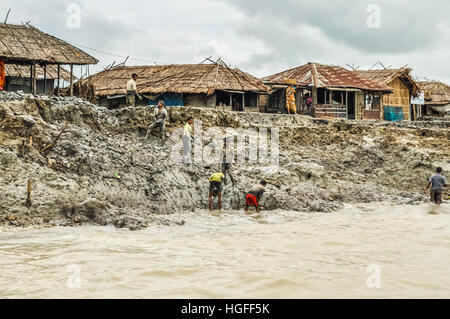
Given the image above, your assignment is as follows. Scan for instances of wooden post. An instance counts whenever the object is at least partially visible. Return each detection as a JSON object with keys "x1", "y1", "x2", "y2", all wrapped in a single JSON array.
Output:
[
  {"x1": 312, "y1": 87, "x2": 318, "y2": 106},
  {"x1": 242, "y1": 92, "x2": 245, "y2": 112},
  {"x1": 26, "y1": 178, "x2": 32, "y2": 208},
  {"x1": 70, "y1": 64, "x2": 74, "y2": 96},
  {"x1": 32, "y1": 61, "x2": 37, "y2": 95},
  {"x1": 229, "y1": 93, "x2": 232, "y2": 109},
  {"x1": 345, "y1": 91, "x2": 349, "y2": 120},
  {"x1": 57, "y1": 65, "x2": 61, "y2": 96},
  {"x1": 43, "y1": 64, "x2": 47, "y2": 95},
  {"x1": 29, "y1": 64, "x2": 33, "y2": 93}
]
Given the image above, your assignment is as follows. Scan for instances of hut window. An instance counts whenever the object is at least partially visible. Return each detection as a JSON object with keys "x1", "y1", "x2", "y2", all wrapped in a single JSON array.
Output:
[
  {"x1": 244, "y1": 92, "x2": 257, "y2": 107},
  {"x1": 317, "y1": 88, "x2": 325, "y2": 104},
  {"x1": 216, "y1": 90, "x2": 230, "y2": 106},
  {"x1": 365, "y1": 93, "x2": 381, "y2": 110}
]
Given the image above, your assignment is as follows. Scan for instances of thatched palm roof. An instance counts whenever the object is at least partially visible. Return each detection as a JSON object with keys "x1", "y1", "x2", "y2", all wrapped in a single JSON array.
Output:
[
  {"x1": 355, "y1": 68, "x2": 420, "y2": 97},
  {"x1": 0, "y1": 23, "x2": 98, "y2": 65},
  {"x1": 417, "y1": 81, "x2": 450, "y2": 105},
  {"x1": 89, "y1": 59, "x2": 270, "y2": 96},
  {"x1": 263, "y1": 62, "x2": 392, "y2": 92},
  {"x1": 5, "y1": 64, "x2": 74, "y2": 81}
]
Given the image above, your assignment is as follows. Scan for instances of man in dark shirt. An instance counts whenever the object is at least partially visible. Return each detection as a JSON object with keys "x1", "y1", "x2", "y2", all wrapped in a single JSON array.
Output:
[{"x1": 425, "y1": 167, "x2": 448, "y2": 206}]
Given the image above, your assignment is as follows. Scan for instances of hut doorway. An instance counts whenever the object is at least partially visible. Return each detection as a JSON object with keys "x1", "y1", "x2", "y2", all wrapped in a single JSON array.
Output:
[{"x1": 347, "y1": 92, "x2": 356, "y2": 119}]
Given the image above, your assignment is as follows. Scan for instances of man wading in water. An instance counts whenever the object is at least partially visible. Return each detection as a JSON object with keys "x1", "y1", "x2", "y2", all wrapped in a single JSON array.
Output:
[
  {"x1": 209, "y1": 172, "x2": 225, "y2": 211},
  {"x1": 425, "y1": 167, "x2": 448, "y2": 206},
  {"x1": 245, "y1": 180, "x2": 267, "y2": 213},
  {"x1": 146, "y1": 101, "x2": 168, "y2": 144}
]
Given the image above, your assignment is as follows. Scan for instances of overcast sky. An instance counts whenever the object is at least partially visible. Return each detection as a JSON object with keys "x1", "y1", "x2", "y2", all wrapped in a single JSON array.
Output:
[{"x1": 2, "y1": 0, "x2": 449, "y2": 82}]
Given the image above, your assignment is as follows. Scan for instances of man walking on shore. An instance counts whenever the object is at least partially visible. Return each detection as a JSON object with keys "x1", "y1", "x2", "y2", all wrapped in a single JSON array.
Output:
[
  {"x1": 425, "y1": 167, "x2": 448, "y2": 206},
  {"x1": 126, "y1": 73, "x2": 142, "y2": 107}
]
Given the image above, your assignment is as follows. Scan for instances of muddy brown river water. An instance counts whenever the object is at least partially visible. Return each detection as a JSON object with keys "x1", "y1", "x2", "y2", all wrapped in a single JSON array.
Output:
[{"x1": 1, "y1": 203, "x2": 449, "y2": 299}]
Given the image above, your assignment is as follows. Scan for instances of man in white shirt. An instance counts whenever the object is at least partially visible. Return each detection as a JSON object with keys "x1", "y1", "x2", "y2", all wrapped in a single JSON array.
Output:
[{"x1": 126, "y1": 73, "x2": 142, "y2": 107}]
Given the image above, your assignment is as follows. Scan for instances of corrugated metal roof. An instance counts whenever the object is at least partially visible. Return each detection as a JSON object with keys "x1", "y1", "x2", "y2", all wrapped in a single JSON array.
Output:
[{"x1": 263, "y1": 62, "x2": 392, "y2": 92}]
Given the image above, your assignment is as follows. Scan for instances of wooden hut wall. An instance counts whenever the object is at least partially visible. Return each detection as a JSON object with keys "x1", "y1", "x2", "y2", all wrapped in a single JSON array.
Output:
[{"x1": 383, "y1": 78, "x2": 411, "y2": 120}]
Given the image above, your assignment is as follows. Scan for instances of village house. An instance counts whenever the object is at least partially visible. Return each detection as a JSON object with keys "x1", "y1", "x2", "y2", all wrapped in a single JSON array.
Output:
[
  {"x1": 3, "y1": 64, "x2": 73, "y2": 95},
  {"x1": 416, "y1": 81, "x2": 450, "y2": 118},
  {"x1": 85, "y1": 58, "x2": 270, "y2": 110},
  {"x1": 355, "y1": 68, "x2": 420, "y2": 121},
  {"x1": 262, "y1": 62, "x2": 392, "y2": 120},
  {"x1": 0, "y1": 23, "x2": 98, "y2": 96}
]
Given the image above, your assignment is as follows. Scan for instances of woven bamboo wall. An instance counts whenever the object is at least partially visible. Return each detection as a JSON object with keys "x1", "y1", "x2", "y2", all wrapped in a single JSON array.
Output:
[{"x1": 383, "y1": 78, "x2": 411, "y2": 120}]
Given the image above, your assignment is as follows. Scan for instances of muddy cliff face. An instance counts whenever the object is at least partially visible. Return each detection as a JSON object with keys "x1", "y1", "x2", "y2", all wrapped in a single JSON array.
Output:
[{"x1": 1, "y1": 93, "x2": 449, "y2": 229}]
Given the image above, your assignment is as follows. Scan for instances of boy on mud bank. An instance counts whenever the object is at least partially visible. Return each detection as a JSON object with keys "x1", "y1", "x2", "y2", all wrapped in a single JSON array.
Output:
[
  {"x1": 425, "y1": 167, "x2": 448, "y2": 206},
  {"x1": 146, "y1": 101, "x2": 168, "y2": 144},
  {"x1": 245, "y1": 181, "x2": 267, "y2": 213}
]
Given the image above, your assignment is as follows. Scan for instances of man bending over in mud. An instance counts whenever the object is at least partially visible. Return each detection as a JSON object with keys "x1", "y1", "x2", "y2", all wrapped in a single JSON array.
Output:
[
  {"x1": 209, "y1": 172, "x2": 225, "y2": 211},
  {"x1": 146, "y1": 101, "x2": 168, "y2": 144},
  {"x1": 245, "y1": 180, "x2": 267, "y2": 213},
  {"x1": 425, "y1": 167, "x2": 448, "y2": 206}
]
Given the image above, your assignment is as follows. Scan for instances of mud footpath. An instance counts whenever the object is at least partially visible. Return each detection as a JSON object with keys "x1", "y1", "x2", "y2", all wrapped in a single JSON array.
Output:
[{"x1": 1, "y1": 92, "x2": 449, "y2": 230}]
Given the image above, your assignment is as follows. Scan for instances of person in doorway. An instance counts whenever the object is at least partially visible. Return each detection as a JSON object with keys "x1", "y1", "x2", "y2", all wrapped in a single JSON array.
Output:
[
  {"x1": 146, "y1": 101, "x2": 168, "y2": 144},
  {"x1": 182, "y1": 116, "x2": 194, "y2": 163},
  {"x1": 245, "y1": 180, "x2": 267, "y2": 213},
  {"x1": 425, "y1": 167, "x2": 448, "y2": 206},
  {"x1": 209, "y1": 172, "x2": 225, "y2": 211},
  {"x1": 305, "y1": 93, "x2": 313, "y2": 110},
  {"x1": 126, "y1": 73, "x2": 142, "y2": 107}
]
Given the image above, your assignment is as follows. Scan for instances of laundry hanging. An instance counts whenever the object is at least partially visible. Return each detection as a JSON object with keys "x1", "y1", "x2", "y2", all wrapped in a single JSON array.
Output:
[
  {"x1": 0, "y1": 60, "x2": 5, "y2": 90},
  {"x1": 285, "y1": 86, "x2": 296, "y2": 113}
]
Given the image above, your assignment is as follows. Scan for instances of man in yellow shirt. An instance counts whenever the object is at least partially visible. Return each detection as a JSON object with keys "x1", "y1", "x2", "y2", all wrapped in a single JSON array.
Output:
[{"x1": 209, "y1": 172, "x2": 224, "y2": 211}]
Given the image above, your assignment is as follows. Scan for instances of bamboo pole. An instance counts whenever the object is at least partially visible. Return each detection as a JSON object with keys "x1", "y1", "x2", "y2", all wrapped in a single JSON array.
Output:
[
  {"x1": 57, "y1": 65, "x2": 61, "y2": 96},
  {"x1": 70, "y1": 64, "x2": 74, "y2": 96},
  {"x1": 43, "y1": 64, "x2": 47, "y2": 95},
  {"x1": 26, "y1": 178, "x2": 32, "y2": 208},
  {"x1": 32, "y1": 62, "x2": 37, "y2": 95}
]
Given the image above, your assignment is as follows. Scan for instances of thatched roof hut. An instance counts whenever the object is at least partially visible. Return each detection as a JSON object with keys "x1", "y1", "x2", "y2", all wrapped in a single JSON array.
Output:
[
  {"x1": 355, "y1": 68, "x2": 420, "y2": 120},
  {"x1": 0, "y1": 23, "x2": 98, "y2": 65},
  {"x1": 417, "y1": 81, "x2": 450, "y2": 117},
  {"x1": 90, "y1": 59, "x2": 270, "y2": 97},
  {"x1": 417, "y1": 81, "x2": 450, "y2": 105},
  {"x1": 88, "y1": 59, "x2": 270, "y2": 110}
]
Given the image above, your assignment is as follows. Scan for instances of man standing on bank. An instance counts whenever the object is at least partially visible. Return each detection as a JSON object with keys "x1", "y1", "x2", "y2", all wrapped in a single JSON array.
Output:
[
  {"x1": 126, "y1": 73, "x2": 142, "y2": 107},
  {"x1": 245, "y1": 180, "x2": 267, "y2": 213},
  {"x1": 425, "y1": 167, "x2": 448, "y2": 206}
]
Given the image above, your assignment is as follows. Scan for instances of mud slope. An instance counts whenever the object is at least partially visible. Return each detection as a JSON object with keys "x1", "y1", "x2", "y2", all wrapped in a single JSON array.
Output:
[{"x1": 1, "y1": 94, "x2": 449, "y2": 229}]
